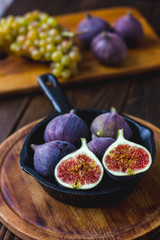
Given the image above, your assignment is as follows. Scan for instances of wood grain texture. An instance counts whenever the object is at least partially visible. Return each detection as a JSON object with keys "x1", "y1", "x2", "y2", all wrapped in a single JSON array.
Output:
[
  {"x1": 0, "y1": 117, "x2": 160, "y2": 240},
  {"x1": 0, "y1": 7, "x2": 160, "y2": 96},
  {"x1": 0, "y1": 96, "x2": 30, "y2": 144},
  {"x1": 123, "y1": 70, "x2": 160, "y2": 128}
]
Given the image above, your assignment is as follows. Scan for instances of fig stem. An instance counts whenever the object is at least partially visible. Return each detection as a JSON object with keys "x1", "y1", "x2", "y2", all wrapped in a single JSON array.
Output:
[
  {"x1": 117, "y1": 129, "x2": 124, "y2": 139},
  {"x1": 69, "y1": 109, "x2": 76, "y2": 114},
  {"x1": 31, "y1": 144, "x2": 36, "y2": 151},
  {"x1": 61, "y1": 30, "x2": 87, "y2": 38},
  {"x1": 110, "y1": 106, "x2": 117, "y2": 113},
  {"x1": 96, "y1": 131, "x2": 102, "y2": 137},
  {"x1": 81, "y1": 138, "x2": 87, "y2": 147},
  {"x1": 86, "y1": 12, "x2": 92, "y2": 19},
  {"x1": 102, "y1": 31, "x2": 110, "y2": 40},
  {"x1": 127, "y1": 9, "x2": 133, "y2": 17}
]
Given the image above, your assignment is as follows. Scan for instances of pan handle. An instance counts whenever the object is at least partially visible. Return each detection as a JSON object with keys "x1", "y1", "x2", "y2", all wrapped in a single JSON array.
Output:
[{"x1": 38, "y1": 74, "x2": 72, "y2": 114}]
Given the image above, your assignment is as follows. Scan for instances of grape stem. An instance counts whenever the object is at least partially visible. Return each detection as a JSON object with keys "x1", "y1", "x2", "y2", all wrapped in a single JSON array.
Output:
[{"x1": 61, "y1": 30, "x2": 87, "y2": 38}]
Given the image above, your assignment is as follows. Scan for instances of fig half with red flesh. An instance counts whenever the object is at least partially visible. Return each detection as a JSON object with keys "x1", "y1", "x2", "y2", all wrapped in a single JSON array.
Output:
[
  {"x1": 55, "y1": 138, "x2": 104, "y2": 189},
  {"x1": 102, "y1": 129, "x2": 152, "y2": 181}
]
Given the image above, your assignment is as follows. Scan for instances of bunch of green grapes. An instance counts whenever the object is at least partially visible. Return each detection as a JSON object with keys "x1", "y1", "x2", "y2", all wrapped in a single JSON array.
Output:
[
  {"x1": 0, "y1": 10, "x2": 82, "y2": 79},
  {"x1": 0, "y1": 11, "x2": 40, "y2": 52}
]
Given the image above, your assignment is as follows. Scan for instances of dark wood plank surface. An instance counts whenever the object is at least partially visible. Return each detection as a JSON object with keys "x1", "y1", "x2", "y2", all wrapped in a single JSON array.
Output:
[{"x1": 1, "y1": 0, "x2": 160, "y2": 239}]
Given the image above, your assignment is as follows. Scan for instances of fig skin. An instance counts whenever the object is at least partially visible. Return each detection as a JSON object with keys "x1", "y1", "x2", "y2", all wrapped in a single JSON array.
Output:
[
  {"x1": 44, "y1": 110, "x2": 90, "y2": 147},
  {"x1": 88, "y1": 137, "x2": 115, "y2": 160},
  {"x1": 90, "y1": 107, "x2": 133, "y2": 140},
  {"x1": 32, "y1": 140, "x2": 76, "y2": 179},
  {"x1": 91, "y1": 31, "x2": 127, "y2": 66},
  {"x1": 114, "y1": 10, "x2": 144, "y2": 47},
  {"x1": 77, "y1": 13, "x2": 112, "y2": 48}
]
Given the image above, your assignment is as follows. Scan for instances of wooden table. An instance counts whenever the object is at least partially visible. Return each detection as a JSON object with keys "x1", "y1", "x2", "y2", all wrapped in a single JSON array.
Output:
[{"x1": 1, "y1": 0, "x2": 160, "y2": 239}]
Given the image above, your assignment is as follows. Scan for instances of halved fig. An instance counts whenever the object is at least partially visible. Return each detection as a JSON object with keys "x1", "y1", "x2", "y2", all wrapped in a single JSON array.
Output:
[
  {"x1": 102, "y1": 129, "x2": 152, "y2": 181},
  {"x1": 54, "y1": 138, "x2": 104, "y2": 189}
]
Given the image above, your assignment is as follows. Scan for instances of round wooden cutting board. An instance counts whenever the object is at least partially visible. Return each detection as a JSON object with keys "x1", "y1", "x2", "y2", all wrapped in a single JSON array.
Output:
[{"x1": 0, "y1": 117, "x2": 160, "y2": 240}]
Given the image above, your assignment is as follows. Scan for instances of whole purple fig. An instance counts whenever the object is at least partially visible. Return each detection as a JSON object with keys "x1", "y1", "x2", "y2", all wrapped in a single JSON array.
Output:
[
  {"x1": 44, "y1": 109, "x2": 90, "y2": 147},
  {"x1": 90, "y1": 107, "x2": 133, "y2": 140},
  {"x1": 88, "y1": 137, "x2": 115, "y2": 160},
  {"x1": 77, "y1": 13, "x2": 112, "y2": 48},
  {"x1": 114, "y1": 10, "x2": 144, "y2": 47},
  {"x1": 91, "y1": 31, "x2": 127, "y2": 66},
  {"x1": 32, "y1": 140, "x2": 76, "y2": 179}
]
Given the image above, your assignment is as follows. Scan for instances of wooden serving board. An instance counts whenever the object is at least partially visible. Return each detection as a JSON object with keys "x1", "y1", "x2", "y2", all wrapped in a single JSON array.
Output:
[
  {"x1": 0, "y1": 117, "x2": 160, "y2": 240},
  {"x1": 0, "y1": 7, "x2": 160, "y2": 96}
]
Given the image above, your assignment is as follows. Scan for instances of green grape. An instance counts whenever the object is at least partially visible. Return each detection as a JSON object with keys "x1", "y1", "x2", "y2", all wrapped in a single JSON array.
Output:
[
  {"x1": 39, "y1": 31, "x2": 47, "y2": 39},
  {"x1": 0, "y1": 18, "x2": 6, "y2": 25},
  {"x1": 31, "y1": 49, "x2": 41, "y2": 60},
  {"x1": 39, "y1": 46, "x2": 45, "y2": 54},
  {"x1": 51, "y1": 62, "x2": 63, "y2": 76},
  {"x1": 69, "y1": 50, "x2": 81, "y2": 62},
  {"x1": 27, "y1": 30, "x2": 37, "y2": 40},
  {"x1": 48, "y1": 28, "x2": 58, "y2": 37},
  {"x1": 61, "y1": 68, "x2": 71, "y2": 79},
  {"x1": 17, "y1": 35, "x2": 26, "y2": 43},
  {"x1": 28, "y1": 46, "x2": 36, "y2": 53},
  {"x1": 28, "y1": 21, "x2": 39, "y2": 31},
  {"x1": 15, "y1": 16, "x2": 26, "y2": 26},
  {"x1": 25, "y1": 39, "x2": 34, "y2": 48},
  {"x1": 47, "y1": 17, "x2": 57, "y2": 27},
  {"x1": 39, "y1": 39, "x2": 46, "y2": 47},
  {"x1": 39, "y1": 13, "x2": 49, "y2": 22},
  {"x1": 10, "y1": 42, "x2": 20, "y2": 53},
  {"x1": 61, "y1": 40, "x2": 72, "y2": 52},
  {"x1": 46, "y1": 44, "x2": 56, "y2": 53},
  {"x1": 33, "y1": 39, "x2": 39, "y2": 47},
  {"x1": 41, "y1": 23, "x2": 49, "y2": 30},
  {"x1": 56, "y1": 44, "x2": 63, "y2": 52},
  {"x1": 54, "y1": 35, "x2": 62, "y2": 44},
  {"x1": 51, "y1": 67, "x2": 61, "y2": 77},
  {"x1": 18, "y1": 27, "x2": 26, "y2": 34},
  {"x1": 51, "y1": 50, "x2": 63, "y2": 62},
  {"x1": 46, "y1": 36, "x2": 54, "y2": 44},
  {"x1": 61, "y1": 55, "x2": 71, "y2": 66},
  {"x1": 43, "y1": 52, "x2": 51, "y2": 61}
]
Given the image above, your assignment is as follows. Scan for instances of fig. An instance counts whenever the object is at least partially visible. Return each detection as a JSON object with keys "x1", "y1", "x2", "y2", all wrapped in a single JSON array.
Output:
[
  {"x1": 44, "y1": 109, "x2": 89, "y2": 147},
  {"x1": 32, "y1": 140, "x2": 76, "y2": 179},
  {"x1": 88, "y1": 137, "x2": 115, "y2": 160},
  {"x1": 91, "y1": 31, "x2": 127, "y2": 66},
  {"x1": 114, "y1": 10, "x2": 144, "y2": 47},
  {"x1": 102, "y1": 129, "x2": 152, "y2": 181},
  {"x1": 54, "y1": 138, "x2": 104, "y2": 189},
  {"x1": 77, "y1": 13, "x2": 112, "y2": 48},
  {"x1": 90, "y1": 107, "x2": 133, "y2": 140}
]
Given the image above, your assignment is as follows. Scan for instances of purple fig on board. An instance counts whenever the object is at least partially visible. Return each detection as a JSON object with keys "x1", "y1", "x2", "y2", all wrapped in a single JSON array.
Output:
[
  {"x1": 114, "y1": 10, "x2": 144, "y2": 47},
  {"x1": 91, "y1": 31, "x2": 127, "y2": 66},
  {"x1": 77, "y1": 12, "x2": 112, "y2": 48}
]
